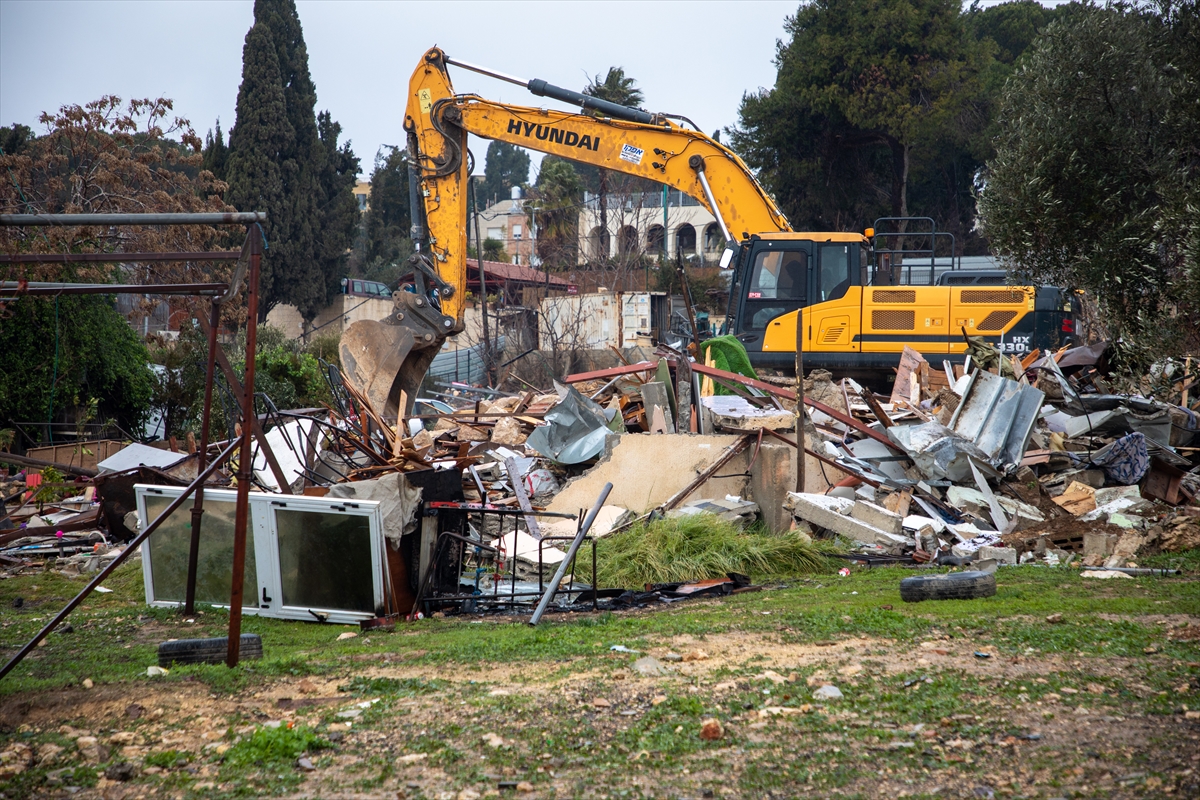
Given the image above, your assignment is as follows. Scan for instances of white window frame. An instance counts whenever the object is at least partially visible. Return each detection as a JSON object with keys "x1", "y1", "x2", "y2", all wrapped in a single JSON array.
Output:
[{"x1": 136, "y1": 485, "x2": 385, "y2": 624}]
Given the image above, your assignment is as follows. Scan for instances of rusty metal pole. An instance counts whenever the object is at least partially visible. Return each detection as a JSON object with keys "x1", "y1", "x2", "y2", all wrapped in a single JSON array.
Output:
[
  {"x1": 0, "y1": 440, "x2": 238, "y2": 681},
  {"x1": 227, "y1": 226, "x2": 262, "y2": 668},
  {"x1": 795, "y1": 311, "x2": 805, "y2": 494},
  {"x1": 184, "y1": 299, "x2": 222, "y2": 615}
]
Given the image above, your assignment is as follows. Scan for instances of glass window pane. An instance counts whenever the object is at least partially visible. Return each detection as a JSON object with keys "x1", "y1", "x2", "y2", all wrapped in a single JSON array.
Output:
[
  {"x1": 144, "y1": 495, "x2": 257, "y2": 607},
  {"x1": 749, "y1": 250, "x2": 807, "y2": 301},
  {"x1": 819, "y1": 244, "x2": 851, "y2": 301},
  {"x1": 275, "y1": 510, "x2": 374, "y2": 613}
]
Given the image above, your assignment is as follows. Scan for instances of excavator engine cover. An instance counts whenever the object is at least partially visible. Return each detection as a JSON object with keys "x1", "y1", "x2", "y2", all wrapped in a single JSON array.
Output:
[{"x1": 339, "y1": 290, "x2": 454, "y2": 418}]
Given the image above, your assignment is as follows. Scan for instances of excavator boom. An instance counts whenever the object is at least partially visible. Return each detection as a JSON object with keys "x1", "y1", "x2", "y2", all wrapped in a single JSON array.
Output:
[{"x1": 341, "y1": 47, "x2": 794, "y2": 416}]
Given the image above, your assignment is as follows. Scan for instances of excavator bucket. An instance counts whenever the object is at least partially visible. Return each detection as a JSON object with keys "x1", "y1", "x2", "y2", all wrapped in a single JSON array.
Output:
[{"x1": 339, "y1": 291, "x2": 452, "y2": 418}]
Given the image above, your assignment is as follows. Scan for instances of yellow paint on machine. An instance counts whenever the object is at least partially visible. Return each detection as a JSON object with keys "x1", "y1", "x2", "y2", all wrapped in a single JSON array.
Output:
[{"x1": 762, "y1": 284, "x2": 1041, "y2": 355}]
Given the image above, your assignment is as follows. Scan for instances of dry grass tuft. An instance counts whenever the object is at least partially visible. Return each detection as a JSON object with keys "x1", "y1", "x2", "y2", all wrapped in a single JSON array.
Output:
[{"x1": 594, "y1": 513, "x2": 841, "y2": 588}]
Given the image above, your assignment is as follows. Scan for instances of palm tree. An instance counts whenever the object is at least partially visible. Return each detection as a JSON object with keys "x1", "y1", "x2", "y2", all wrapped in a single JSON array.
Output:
[
  {"x1": 583, "y1": 68, "x2": 644, "y2": 262},
  {"x1": 528, "y1": 157, "x2": 585, "y2": 269}
]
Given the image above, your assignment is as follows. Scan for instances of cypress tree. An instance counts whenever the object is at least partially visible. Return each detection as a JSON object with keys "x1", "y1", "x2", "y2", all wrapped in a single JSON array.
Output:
[
  {"x1": 226, "y1": 0, "x2": 360, "y2": 321},
  {"x1": 252, "y1": 0, "x2": 323, "y2": 320},
  {"x1": 315, "y1": 111, "x2": 361, "y2": 304},
  {"x1": 365, "y1": 146, "x2": 411, "y2": 264},
  {"x1": 202, "y1": 121, "x2": 229, "y2": 182},
  {"x1": 225, "y1": 21, "x2": 290, "y2": 310}
]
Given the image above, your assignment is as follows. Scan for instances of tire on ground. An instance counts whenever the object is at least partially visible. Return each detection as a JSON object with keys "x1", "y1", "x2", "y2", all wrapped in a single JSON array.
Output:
[
  {"x1": 157, "y1": 634, "x2": 263, "y2": 667},
  {"x1": 899, "y1": 570, "x2": 996, "y2": 603}
]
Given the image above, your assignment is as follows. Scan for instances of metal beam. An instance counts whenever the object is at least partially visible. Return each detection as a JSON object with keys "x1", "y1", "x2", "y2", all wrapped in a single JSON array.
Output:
[
  {"x1": 0, "y1": 212, "x2": 266, "y2": 226},
  {"x1": 0, "y1": 282, "x2": 228, "y2": 296},
  {"x1": 0, "y1": 252, "x2": 242, "y2": 264},
  {"x1": 0, "y1": 439, "x2": 239, "y2": 681}
]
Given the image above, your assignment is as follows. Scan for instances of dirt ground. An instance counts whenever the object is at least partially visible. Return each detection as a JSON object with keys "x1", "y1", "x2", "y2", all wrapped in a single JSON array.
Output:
[{"x1": 3, "y1": 622, "x2": 1199, "y2": 800}]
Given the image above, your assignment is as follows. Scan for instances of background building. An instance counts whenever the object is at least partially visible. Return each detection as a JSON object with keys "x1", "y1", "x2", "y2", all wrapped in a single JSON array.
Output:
[
  {"x1": 576, "y1": 189, "x2": 722, "y2": 266},
  {"x1": 470, "y1": 187, "x2": 535, "y2": 266}
]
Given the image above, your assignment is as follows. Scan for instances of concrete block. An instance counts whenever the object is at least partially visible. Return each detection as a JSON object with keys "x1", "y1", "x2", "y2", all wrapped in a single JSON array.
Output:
[
  {"x1": 903, "y1": 514, "x2": 946, "y2": 534},
  {"x1": 946, "y1": 486, "x2": 990, "y2": 516},
  {"x1": 701, "y1": 396, "x2": 795, "y2": 432},
  {"x1": 1094, "y1": 485, "x2": 1142, "y2": 507},
  {"x1": 784, "y1": 492, "x2": 899, "y2": 547},
  {"x1": 748, "y1": 440, "x2": 855, "y2": 533},
  {"x1": 850, "y1": 500, "x2": 903, "y2": 536},
  {"x1": 976, "y1": 545, "x2": 1017, "y2": 565},
  {"x1": 1083, "y1": 532, "x2": 1119, "y2": 557}
]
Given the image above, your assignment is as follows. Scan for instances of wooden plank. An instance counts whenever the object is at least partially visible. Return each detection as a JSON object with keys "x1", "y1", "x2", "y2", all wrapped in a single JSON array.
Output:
[
  {"x1": 890, "y1": 346, "x2": 927, "y2": 407},
  {"x1": 506, "y1": 457, "x2": 542, "y2": 540},
  {"x1": 860, "y1": 390, "x2": 894, "y2": 429},
  {"x1": 882, "y1": 490, "x2": 912, "y2": 518}
]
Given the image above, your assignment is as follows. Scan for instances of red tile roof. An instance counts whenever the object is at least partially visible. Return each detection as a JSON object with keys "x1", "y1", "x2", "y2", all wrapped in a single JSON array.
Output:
[{"x1": 467, "y1": 259, "x2": 570, "y2": 288}]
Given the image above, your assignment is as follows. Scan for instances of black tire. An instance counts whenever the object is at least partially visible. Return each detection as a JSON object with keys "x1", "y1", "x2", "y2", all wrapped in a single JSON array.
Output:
[
  {"x1": 158, "y1": 634, "x2": 263, "y2": 667},
  {"x1": 899, "y1": 570, "x2": 996, "y2": 603}
]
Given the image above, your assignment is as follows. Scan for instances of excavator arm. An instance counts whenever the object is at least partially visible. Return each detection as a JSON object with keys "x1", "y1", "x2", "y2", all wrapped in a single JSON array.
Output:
[{"x1": 340, "y1": 47, "x2": 790, "y2": 417}]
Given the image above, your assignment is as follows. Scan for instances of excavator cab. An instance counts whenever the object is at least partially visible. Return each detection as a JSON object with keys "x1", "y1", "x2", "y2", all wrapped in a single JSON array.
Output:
[{"x1": 727, "y1": 233, "x2": 866, "y2": 367}]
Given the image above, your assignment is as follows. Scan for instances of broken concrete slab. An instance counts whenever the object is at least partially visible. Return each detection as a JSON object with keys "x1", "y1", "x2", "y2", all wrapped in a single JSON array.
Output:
[
  {"x1": 944, "y1": 486, "x2": 1045, "y2": 530},
  {"x1": 849, "y1": 500, "x2": 903, "y2": 536},
  {"x1": 976, "y1": 545, "x2": 1017, "y2": 565},
  {"x1": 538, "y1": 506, "x2": 631, "y2": 540},
  {"x1": 1094, "y1": 485, "x2": 1142, "y2": 507},
  {"x1": 700, "y1": 395, "x2": 795, "y2": 431},
  {"x1": 1083, "y1": 532, "x2": 1120, "y2": 557},
  {"x1": 784, "y1": 493, "x2": 909, "y2": 550},
  {"x1": 903, "y1": 514, "x2": 946, "y2": 534},
  {"x1": 547, "y1": 434, "x2": 751, "y2": 515},
  {"x1": 668, "y1": 497, "x2": 759, "y2": 526}
]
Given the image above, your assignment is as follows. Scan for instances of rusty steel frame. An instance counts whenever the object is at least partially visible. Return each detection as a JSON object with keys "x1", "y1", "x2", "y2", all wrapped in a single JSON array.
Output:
[
  {"x1": 0, "y1": 251, "x2": 242, "y2": 263},
  {"x1": 1, "y1": 281, "x2": 228, "y2": 296},
  {"x1": 0, "y1": 212, "x2": 271, "y2": 677}
]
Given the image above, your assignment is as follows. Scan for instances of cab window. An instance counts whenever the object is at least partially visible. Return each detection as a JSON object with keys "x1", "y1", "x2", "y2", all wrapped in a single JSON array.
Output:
[
  {"x1": 818, "y1": 243, "x2": 852, "y2": 302},
  {"x1": 748, "y1": 250, "x2": 807, "y2": 300}
]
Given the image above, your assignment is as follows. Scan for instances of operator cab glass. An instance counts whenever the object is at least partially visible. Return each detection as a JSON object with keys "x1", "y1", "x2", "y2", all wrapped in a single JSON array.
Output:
[
  {"x1": 731, "y1": 236, "x2": 865, "y2": 354},
  {"x1": 817, "y1": 243, "x2": 852, "y2": 302},
  {"x1": 744, "y1": 246, "x2": 809, "y2": 331}
]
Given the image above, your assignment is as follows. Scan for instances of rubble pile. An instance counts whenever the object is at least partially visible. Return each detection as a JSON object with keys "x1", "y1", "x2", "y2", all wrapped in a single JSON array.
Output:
[
  {"x1": 4, "y1": 337, "x2": 1199, "y2": 625},
  {"x1": 782, "y1": 344, "x2": 1200, "y2": 570}
]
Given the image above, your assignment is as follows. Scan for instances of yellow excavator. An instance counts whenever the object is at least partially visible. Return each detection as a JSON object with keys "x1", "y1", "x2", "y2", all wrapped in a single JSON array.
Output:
[{"x1": 340, "y1": 47, "x2": 1074, "y2": 415}]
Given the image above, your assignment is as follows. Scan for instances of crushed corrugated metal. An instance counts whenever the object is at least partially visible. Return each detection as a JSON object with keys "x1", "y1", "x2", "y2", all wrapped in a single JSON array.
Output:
[{"x1": 5, "y1": 336, "x2": 1199, "y2": 624}]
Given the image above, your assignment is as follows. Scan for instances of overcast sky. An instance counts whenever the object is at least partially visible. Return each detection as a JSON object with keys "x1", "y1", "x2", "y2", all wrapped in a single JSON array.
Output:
[
  {"x1": 0, "y1": 0, "x2": 1056, "y2": 182},
  {"x1": 0, "y1": 0, "x2": 805, "y2": 180}
]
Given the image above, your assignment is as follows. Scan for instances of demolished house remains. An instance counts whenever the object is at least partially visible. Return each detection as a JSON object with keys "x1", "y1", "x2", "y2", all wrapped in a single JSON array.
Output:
[{"x1": 1, "y1": 215, "x2": 1196, "y2": 678}]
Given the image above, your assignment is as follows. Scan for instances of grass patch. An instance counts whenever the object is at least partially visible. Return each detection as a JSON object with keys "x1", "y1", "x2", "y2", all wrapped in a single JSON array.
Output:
[
  {"x1": 594, "y1": 513, "x2": 841, "y2": 587},
  {"x1": 222, "y1": 723, "x2": 329, "y2": 770}
]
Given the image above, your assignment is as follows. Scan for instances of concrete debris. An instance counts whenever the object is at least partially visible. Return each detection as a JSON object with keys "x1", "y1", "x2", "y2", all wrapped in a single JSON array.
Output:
[
  {"x1": 6, "y1": 333, "x2": 1198, "y2": 646},
  {"x1": 668, "y1": 496, "x2": 759, "y2": 526},
  {"x1": 700, "y1": 395, "x2": 795, "y2": 431},
  {"x1": 813, "y1": 684, "x2": 844, "y2": 701},
  {"x1": 784, "y1": 493, "x2": 909, "y2": 551}
]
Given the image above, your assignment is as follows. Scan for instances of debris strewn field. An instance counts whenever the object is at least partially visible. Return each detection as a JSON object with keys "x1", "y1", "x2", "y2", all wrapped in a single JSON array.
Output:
[{"x1": 1, "y1": 556, "x2": 1197, "y2": 799}]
